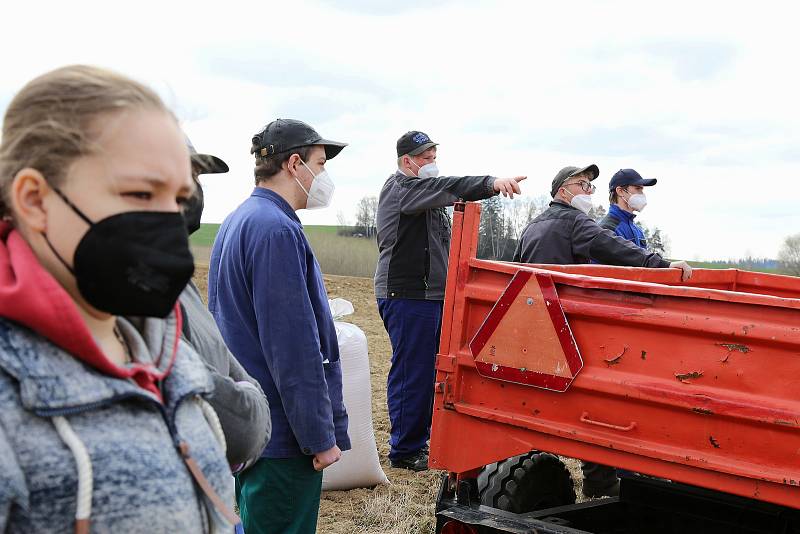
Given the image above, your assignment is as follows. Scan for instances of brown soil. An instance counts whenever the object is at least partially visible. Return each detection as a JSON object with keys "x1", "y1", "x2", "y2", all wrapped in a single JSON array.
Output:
[
  {"x1": 195, "y1": 269, "x2": 440, "y2": 533},
  {"x1": 318, "y1": 275, "x2": 441, "y2": 534},
  {"x1": 193, "y1": 269, "x2": 583, "y2": 533}
]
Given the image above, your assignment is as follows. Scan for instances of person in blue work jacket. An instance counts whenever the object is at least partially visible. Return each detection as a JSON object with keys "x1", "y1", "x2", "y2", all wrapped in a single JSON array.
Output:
[
  {"x1": 208, "y1": 118, "x2": 350, "y2": 534},
  {"x1": 599, "y1": 168, "x2": 656, "y2": 248}
]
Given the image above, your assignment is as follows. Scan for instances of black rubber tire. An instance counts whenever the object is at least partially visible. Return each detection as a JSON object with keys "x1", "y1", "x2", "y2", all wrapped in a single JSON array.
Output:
[{"x1": 477, "y1": 451, "x2": 576, "y2": 513}]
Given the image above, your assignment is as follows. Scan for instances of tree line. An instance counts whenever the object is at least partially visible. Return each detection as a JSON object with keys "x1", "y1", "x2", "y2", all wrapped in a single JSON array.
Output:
[
  {"x1": 476, "y1": 196, "x2": 670, "y2": 261},
  {"x1": 337, "y1": 194, "x2": 800, "y2": 278}
]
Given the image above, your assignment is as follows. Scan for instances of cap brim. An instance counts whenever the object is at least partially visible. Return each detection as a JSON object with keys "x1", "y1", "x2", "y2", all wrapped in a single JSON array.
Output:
[
  {"x1": 408, "y1": 142, "x2": 438, "y2": 156},
  {"x1": 319, "y1": 139, "x2": 348, "y2": 160},
  {"x1": 640, "y1": 178, "x2": 657, "y2": 186},
  {"x1": 569, "y1": 164, "x2": 599, "y2": 181},
  {"x1": 192, "y1": 153, "x2": 229, "y2": 174}
]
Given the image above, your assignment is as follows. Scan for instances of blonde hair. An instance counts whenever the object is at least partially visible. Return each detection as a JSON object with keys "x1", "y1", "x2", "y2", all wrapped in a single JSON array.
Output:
[{"x1": 0, "y1": 65, "x2": 170, "y2": 216}]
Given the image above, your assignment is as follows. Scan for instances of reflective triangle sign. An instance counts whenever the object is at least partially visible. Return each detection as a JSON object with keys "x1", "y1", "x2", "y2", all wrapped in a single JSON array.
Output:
[{"x1": 469, "y1": 270, "x2": 583, "y2": 392}]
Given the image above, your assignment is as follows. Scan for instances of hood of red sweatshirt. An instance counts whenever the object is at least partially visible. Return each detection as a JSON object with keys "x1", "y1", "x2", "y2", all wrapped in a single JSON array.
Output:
[{"x1": 0, "y1": 223, "x2": 179, "y2": 400}]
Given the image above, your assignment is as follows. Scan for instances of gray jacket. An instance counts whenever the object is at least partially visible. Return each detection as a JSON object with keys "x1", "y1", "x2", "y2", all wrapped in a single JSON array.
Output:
[
  {"x1": 0, "y1": 315, "x2": 234, "y2": 533},
  {"x1": 180, "y1": 281, "x2": 271, "y2": 466},
  {"x1": 513, "y1": 200, "x2": 671, "y2": 267},
  {"x1": 374, "y1": 171, "x2": 497, "y2": 300}
]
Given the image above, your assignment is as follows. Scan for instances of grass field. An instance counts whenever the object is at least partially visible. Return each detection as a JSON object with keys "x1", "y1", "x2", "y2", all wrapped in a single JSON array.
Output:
[
  {"x1": 688, "y1": 261, "x2": 783, "y2": 274},
  {"x1": 190, "y1": 223, "x2": 221, "y2": 247},
  {"x1": 191, "y1": 224, "x2": 379, "y2": 277},
  {"x1": 195, "y1": 224, "x2": 789, "y2": 278}
]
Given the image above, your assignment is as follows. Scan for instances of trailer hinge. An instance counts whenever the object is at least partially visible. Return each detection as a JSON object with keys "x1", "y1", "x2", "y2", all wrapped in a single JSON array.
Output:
[
  {"x1": 435, "y1": 376, "x2": 457, "y2": 409},
  {"x1": 436, "y1": 353, "x2": 456, "y2": 373}
]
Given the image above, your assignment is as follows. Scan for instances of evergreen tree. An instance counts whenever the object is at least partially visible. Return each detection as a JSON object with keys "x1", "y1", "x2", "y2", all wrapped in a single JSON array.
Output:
[
  {"x1": 478, "y1": 196, "x2": 504, "y2": 259},
  {"x1": 588, "y1": 204, "x2": 607, "y2": 222}
]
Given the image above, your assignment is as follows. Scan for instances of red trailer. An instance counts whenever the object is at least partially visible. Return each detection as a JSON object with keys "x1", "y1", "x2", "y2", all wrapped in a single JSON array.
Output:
[{"x1": 431, "y1": 202, "x2": 800, "y2": 533}]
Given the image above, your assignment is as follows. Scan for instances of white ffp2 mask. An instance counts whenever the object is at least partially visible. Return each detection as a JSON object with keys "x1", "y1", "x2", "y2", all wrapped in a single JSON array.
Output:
[
  {"x1": 410, "y1": 158, "x2": 440, "y2": 179},
  {"x1": 627, "y1": 193, "x2": 647, "y2": 212},
  {"x1": 296, "y1": 160, "x2": 335, "y2": 210},
  {"x1": 569, "y1": 193, "x2": 594, "y2": 215}
]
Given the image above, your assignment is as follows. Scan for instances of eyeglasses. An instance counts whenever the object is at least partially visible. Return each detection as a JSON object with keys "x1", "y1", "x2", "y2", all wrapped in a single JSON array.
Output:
[{"x1": 565, "y1": 180, "x2": 596, "y2": 194}]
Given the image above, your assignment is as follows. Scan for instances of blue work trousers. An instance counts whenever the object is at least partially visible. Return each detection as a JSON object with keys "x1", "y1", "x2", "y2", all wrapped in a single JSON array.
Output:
[{"x1": 377, "y1": 298, "x2": 443, "y2": 460}]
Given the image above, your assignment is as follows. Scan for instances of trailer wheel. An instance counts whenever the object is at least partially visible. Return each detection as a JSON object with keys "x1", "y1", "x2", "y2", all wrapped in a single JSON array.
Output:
[{"x1": 477, "y1": 452, "x2": 576, "y2": 513}]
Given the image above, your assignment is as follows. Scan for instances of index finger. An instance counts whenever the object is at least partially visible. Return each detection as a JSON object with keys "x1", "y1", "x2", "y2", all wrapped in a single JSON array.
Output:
[{"x1": 514, "y1": 176, "x2": 527, "y2": 182}]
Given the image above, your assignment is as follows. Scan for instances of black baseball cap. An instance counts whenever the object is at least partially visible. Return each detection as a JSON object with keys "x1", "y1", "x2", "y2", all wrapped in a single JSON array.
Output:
[
  {"x1": 550, "y1": 164, "x2": 599, "y2": 197},
  {"x1": 396, "y1": 131, "x2": 438, "y2": 157},
  {"x1": 186, "y1": 137, "x2": 229, "y2": 174},
  {"x1": 608, "y1": 169, "x2": 657, "y2": 192},
  {"x1": 251, "y1": 119, "x2": 347, "y2": 160}
]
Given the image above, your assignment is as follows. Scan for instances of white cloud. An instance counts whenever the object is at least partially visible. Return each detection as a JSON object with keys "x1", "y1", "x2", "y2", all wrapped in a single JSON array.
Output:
[{"x1": 1, "y1": 0, "x2": 799, "y2": 259}]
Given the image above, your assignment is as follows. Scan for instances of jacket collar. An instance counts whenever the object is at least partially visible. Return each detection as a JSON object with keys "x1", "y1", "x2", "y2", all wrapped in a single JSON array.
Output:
[
  {"x1": 251, "y1": 187, "x2": 302, "y2": 225},
  {"x1": 609, "y1": 203, "x2": 636, "y2": 221},
  {"x1": 0, "y1": 316, "x2": 212, "y2": 415},
  {"x1": 550, "y1": 199, "x2": 579, "y2": 211}
]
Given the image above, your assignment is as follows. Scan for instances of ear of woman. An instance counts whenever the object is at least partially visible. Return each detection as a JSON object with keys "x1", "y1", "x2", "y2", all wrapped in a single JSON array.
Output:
[{"x1": 9, "y1": 168, "x2": 50, "y2": 234}]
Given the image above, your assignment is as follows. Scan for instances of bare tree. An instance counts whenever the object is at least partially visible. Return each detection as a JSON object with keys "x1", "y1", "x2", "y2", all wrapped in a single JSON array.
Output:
[
  {"x1": 355, "y1": 196, "x2": 378, "y2": 238},
  {"x1": 778, "y1": 234, "x2": 800, "y2": 276},
  {"x1": 503, "y1": 195, "x2": 549, "y2": 240}
]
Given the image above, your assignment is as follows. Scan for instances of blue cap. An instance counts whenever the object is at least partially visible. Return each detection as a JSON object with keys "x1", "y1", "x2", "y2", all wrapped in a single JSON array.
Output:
[{"x1": 608, "y1": 169, "x2": 657, "y2": 192}]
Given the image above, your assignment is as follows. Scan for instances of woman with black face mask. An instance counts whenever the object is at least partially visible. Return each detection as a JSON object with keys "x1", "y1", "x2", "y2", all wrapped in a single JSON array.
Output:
[{"x1": 0, "y1": 65, "x2": 238, "y2": 533}]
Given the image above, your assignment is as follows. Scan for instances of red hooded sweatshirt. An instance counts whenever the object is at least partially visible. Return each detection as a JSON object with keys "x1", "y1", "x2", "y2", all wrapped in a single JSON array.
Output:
[{"x1": 0, "y1": 223, "x2": 179, "y2": 400}]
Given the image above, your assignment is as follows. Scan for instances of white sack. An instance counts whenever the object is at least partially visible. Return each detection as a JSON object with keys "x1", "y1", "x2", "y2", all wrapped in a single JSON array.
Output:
[{"x1": 323, "y1": 299, "x2": 388, "y2": 490}]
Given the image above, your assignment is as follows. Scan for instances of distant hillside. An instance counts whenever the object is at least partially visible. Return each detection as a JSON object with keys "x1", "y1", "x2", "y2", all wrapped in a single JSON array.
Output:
[
  {"x1": 689, "y1": 258, "x2": 782, "y2": 274},
  {"x1": 190, "y1": 223, "x2": 340, "y2": 247},
  {"x1": 190, "y1": 224, "x2": 378, "y2": 277}
]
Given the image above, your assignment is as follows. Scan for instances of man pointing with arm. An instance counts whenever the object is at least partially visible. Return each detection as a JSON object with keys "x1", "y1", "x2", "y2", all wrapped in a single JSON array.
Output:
[{"x1": 375, "y1": 130, "x2": 526, "y2": 471}]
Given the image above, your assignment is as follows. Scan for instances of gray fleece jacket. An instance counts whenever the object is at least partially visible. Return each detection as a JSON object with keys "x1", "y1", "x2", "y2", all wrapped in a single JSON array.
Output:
[
  {"x1": 179, "y1": 281, "x2": 271, "y2": 466},
  {"x1": 0, "y1": 314, "x2": 235, "y2": 533}
]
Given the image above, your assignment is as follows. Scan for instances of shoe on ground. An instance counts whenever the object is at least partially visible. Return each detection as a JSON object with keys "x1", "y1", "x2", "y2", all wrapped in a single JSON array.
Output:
[
  {"x1": 582, "y1": 478, "x2": 620, "y2": 499},
  {"x1": 390, "y1": 450, "x2": 429, "y2": 472}
]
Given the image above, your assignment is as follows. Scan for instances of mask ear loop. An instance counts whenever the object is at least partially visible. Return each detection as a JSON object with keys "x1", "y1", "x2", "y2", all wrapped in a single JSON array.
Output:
[
  {"x1": 41, "y1": 186, "x2": 95, "y2": 275},
  {"x1": 290, "y1": 157, "x2": 313, "y2": 197},
  {"x1": 406, "y1": 156, "x2": 421, "y2": 175},
  {"x1": 42, "y1": 228, "x2": 77, "y2": 276},
  {"x1": 50, "y1": 186, "x2": 95, "y2": 226}
]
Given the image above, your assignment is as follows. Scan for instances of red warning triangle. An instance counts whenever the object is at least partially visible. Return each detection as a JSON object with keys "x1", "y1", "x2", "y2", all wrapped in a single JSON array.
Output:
[{"x1": 469, "y1": 270, "x2": 583, "y2": 392}]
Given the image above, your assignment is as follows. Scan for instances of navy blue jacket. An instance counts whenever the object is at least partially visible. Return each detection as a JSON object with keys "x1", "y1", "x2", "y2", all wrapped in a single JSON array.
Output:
[
  {"x1": 599, "y1": 204, "x2": 647, "y2": 249},
  {"x1": 208, "y1": 188, "x2": 350, "y2": 458}
]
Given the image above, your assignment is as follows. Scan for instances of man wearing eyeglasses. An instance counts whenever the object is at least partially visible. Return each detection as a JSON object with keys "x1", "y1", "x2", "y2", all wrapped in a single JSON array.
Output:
[
  {"x1": 512, "y1": 164, "x2": 692, "y2": 280},
  {"x1": 512, "y1": 164, "x2": 691, "y2": 498}
]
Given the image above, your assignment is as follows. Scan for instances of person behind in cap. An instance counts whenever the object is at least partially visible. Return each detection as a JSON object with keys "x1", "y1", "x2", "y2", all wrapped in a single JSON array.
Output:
[
  {"x1": 208, "y1": 118, "x2": 350, "y2": 534},
  {"x1": 512, "y1": 164, "x2": 691, "y2": 498},
  {"x1": 180, "y1": 139, "x2": 271, "y2": 470},
  {"x1": 375, "y1": 130, "x2": 526, "y2": 471},
  {"x1": 599, "y1": 168, "x2": 657, "y2": 248}
]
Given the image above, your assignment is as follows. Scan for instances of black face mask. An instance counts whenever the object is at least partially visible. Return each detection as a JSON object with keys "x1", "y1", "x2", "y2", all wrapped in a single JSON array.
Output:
[
  {"x1": 43, "y1": 188, "x2": 195, "y2": 318},
  {"x1": 183, "y1": 183, "x2": 204, "y2": 235}
]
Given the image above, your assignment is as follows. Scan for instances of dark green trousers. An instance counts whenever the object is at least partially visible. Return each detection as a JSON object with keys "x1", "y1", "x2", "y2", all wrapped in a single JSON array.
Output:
[{"x1": 235, "y1": 456, "x2": 323, "y2": 534}]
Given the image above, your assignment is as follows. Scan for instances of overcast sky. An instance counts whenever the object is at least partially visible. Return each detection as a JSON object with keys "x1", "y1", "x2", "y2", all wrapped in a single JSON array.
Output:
[{"x1": 2, "y1": 0, "x2": 798, "y2": 260}]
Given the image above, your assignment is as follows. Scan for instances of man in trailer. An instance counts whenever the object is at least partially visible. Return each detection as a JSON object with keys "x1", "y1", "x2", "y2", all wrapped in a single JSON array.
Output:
[{"x1": 513, "y1": 163, "x2": 692, "y2": 497}]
